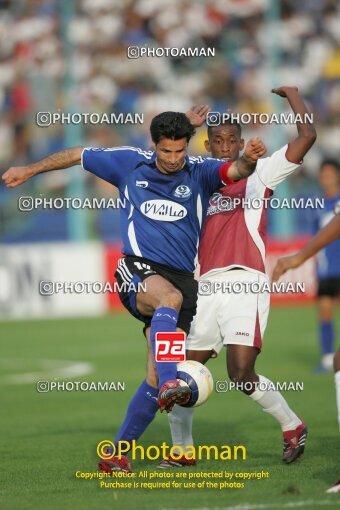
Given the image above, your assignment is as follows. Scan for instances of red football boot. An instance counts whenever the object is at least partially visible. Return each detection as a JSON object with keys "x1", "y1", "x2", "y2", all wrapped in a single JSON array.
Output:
[
  {"x1": 98, "y1": 455, "x2": 132, "y2": 473},
  {"x1": 158, "y1": 380, "x2": 191, "y2": 413},
  {"x1": 282, "y1": 421, "x2": 308, "y2": 464}
]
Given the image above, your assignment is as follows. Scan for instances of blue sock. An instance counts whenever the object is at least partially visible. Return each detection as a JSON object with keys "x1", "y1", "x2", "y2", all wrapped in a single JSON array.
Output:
[
  {"x1": 150, "y1": 306, "x2": 179, "y2": 388},
  {"x1": 115, "y1": 380, "x2": 158, "y2": 451},
  {"x1": 320, "y1": 321, "x2": 335, "y2": 355}
]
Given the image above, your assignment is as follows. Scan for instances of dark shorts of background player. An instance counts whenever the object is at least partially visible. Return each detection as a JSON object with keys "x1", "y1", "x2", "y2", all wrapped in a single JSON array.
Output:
[
  {"x1": 317, "y1": 277, "x2": 340, "y2": 298},
  {"x1": 114, "y1": 256, "x2": 198, "y2": 335}
]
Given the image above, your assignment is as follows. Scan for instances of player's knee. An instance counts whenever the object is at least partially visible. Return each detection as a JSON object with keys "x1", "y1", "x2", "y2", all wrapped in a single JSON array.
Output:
[
  {"x1": 319, "y1": 311, "x2": 333, "y2": 322},
  {"x1": 227, "y1": 364, "x2": 254, "y2": 386},
  {"x1": 160, "y1": 288, "x2": 183, "y2": 311},
  {"x1": 318, "y1": 299, "x2": 333, "y2": 321}
]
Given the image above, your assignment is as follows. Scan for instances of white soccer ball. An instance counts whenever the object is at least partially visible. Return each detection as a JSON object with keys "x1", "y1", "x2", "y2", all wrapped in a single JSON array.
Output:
[{"x1": 176, "y1": 360, "x2": 214, "y2": 407}]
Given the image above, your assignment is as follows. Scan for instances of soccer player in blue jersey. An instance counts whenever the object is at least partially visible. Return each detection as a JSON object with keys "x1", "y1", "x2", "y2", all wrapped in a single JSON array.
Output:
[
  {"x1": 310, "y1": 160, "x2": 340, "y2": 372},
  {"x1": 2, "y1": 112, "x2": 265, "y2": 458}
]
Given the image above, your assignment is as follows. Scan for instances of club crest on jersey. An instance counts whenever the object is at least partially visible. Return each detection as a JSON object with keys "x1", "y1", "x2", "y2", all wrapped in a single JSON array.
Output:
[
  {"x1": 207, "y1": 192, "x2": 235, "y2": 215},
  {"x1": 174, "y1": 185, "x2": 192, "y2": 198},
  {"x1": 141, "y1": 199, "x2": 187, "y2": 221}
]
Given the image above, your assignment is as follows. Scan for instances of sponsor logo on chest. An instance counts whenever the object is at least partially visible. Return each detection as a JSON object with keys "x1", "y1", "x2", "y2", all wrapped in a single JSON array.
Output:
[
  {"x1": 207, "y1": 192, "x2": 236, "y2": 215},
  {"x1": 140, "y1": 199, "x2": 187, "y2": 221}
]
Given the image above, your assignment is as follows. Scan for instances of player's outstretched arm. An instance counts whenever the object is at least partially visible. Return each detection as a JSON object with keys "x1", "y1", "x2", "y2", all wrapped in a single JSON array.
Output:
[
  {"x1": 2, "y1": 146, "x2": 84, "y2": 188},
  {"x1": 271, "y1": 86, "x2": 316, "y2": 163},
  {"x1": 228, "y1": 137, "x2": 266, "y2": 181},
  {"x1": 272, "y1": 214, "x2": 340, "y2": 281}
]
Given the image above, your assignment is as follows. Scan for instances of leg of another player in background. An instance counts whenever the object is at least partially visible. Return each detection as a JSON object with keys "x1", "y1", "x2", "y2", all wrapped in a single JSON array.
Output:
[
  {"x1": 226, "y1": 345, "x2": 303, "y2": 431},
  {"x1": 334, "y1": 350, "x2": 340, "y2": 430},
  {"x1": 317, "y1": 295, "x2": 335, "y2": 371},
  {"x1": 168, "y1": 350, "x2": 212, "y2": 458}
]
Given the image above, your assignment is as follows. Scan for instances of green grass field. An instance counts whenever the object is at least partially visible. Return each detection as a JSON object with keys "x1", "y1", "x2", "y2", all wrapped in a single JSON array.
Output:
[{"x1": 1, "y1": 307, "x2": 339, "y2": 510}]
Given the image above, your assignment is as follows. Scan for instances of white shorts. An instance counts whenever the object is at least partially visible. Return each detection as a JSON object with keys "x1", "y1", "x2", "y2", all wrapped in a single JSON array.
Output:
[{"x1": 187, "y1": 270, "x2": 270, "y2": 355}]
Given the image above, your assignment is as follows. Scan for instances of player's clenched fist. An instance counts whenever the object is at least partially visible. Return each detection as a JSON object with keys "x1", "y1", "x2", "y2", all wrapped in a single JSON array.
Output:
[
  {"x1": 2, "y1": 166, "x2": 33, "y2": 188},
  {"x1": 244, "y1": 137, "x2": 266, "y2": 162}
]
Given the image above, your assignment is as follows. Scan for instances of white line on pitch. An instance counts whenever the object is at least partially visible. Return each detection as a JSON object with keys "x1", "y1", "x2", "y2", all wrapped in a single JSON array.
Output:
[{"x1": 0, "y1": 358, "x2": 93, "y2": 384}]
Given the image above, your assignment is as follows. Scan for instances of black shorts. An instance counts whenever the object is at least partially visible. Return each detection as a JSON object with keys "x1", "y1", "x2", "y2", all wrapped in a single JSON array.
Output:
[
  {"x1": 317, "y1": 277, "x2": 340, "y2": 298},
  {"x1": 114, "y1": 256, "x2": 198, "y2": 335}
]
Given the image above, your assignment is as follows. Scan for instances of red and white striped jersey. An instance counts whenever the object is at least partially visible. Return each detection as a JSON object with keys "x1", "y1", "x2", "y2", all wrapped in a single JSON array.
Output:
[{"x1": 198, "y1": 145, "x2": 301, "y2": 277}]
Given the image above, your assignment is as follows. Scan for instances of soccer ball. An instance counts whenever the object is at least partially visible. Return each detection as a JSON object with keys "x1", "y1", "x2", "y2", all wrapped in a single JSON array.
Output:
[{"x1": 176, "y1": 360, "x2": 213, "y2": 408}]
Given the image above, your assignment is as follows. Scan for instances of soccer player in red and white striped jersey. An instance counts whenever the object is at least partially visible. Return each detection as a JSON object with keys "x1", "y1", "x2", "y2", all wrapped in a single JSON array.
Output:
[{"x1": 166, "y1": 86, "x2": 317, "y2": 466}]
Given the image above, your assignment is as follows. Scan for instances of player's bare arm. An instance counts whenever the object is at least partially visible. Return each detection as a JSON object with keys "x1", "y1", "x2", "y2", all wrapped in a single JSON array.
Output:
[
  {"x1": 271, "y1": 86, "x2": 316, "y2": 163},
  {"x1": 2, "y1": 146, "x2": 84, "y2": 188},
  {"x1": 272, "y1": 214, "x2": 340, "y2": 281}
]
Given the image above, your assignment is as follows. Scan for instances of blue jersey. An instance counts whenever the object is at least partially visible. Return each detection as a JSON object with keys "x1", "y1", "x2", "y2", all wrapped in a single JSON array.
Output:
[
  {"x1": 312, "y1": 194, "x2": 340, "y2": 279},
  {"x1": 82, "y1": 146, "x2": 229, "y2": 272}
]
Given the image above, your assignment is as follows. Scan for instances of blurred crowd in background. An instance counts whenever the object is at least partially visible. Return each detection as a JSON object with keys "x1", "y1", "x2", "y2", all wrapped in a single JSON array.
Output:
[{"x1": 0, "y1": 0, "x2": 339, "y2": 243}]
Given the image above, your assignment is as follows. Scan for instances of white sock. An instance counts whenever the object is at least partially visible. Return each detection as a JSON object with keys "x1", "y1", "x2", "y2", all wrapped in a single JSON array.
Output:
[
  {"x1": 168, "y1": 405, "x2": 195, "y2": 455},
  {"x1": 335, "y1": 371, "x2": 340, "y2": 431},
  {"x1": 249, "y1": 375, "x2": 302, "y2": 432},
  {"x1": 322, "y1": 353, "x2": 334, "y2": 371}
]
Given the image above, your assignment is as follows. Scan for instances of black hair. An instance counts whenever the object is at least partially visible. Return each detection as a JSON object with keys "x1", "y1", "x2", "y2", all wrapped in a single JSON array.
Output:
[
  {"x1": 150, "y1": 112, "x2": 196, "y2": 145},
  {"x1": 320, "y1": 158, "x2": 340, "y2": 173},
  {"x1": 207, "y1": 117, "x2": 242, "y2": 139}
]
